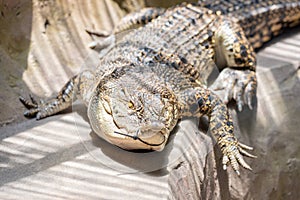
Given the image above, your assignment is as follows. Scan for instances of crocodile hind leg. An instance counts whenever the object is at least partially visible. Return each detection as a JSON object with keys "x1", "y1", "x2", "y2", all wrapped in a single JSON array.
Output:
[
  {"x1": 20, "y1": 70, "x2": 95, "y2": 120},
  {"x1": 179, "y1": 87, "x2": 256, "y2": 174},
  {"x1": 113, "y1": 7, "x2": 165, "y2": 33},
  {"x1": 212, "y1": 17, "x2": 257, "y2": 111},
  {"x1": 87, "y1": 7, "x2": 165, "y2": 50}
]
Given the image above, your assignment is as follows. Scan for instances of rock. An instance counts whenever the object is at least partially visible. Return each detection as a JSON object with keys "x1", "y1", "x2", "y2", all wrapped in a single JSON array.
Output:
[{"x1": 0, "y1": 0, "x2": 299, "y2": 199}]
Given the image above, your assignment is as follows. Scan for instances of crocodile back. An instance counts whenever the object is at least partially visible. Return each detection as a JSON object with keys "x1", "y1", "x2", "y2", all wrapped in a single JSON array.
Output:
[
  {"x1": 199, "y1": 0, "x2": 300, "y2": 49},
  {"x1": 100, "y1": 4, "x2": 219, "y2": 84}
]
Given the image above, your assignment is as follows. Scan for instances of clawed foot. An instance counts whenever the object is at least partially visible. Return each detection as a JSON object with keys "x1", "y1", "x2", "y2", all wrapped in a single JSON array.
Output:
[
  {"x1": 19, "y1": 94, "x2": 46, "y2": 120},
  {"x1": 85, "y1": 28, "x2": 115, "y2": 51},
  {"x1": 221, "y1": 141, "x2": 256, "y2": 175},
  {"x1": 85, "y1": 29, "x2": 111, "y2": 37},
  {"x1": 211, "y1": 68, "x2": 257, "y2": 111}
]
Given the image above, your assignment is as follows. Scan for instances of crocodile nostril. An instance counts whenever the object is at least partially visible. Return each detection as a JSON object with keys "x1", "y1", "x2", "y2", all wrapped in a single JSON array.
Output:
[{"x1": 140, "y1": 121, "x2": 165, "y2": 132}]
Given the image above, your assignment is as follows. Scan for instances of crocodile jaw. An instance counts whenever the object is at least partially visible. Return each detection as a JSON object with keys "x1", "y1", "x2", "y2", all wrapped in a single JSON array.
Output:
[{"x1": 88, "y1": 95, "x2": 169, "y2": 151}]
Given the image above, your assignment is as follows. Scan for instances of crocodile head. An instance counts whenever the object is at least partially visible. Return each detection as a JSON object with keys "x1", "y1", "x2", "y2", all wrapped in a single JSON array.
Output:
[{"x1": 88, "y1": 68, "x2": 180, "y2": 151}]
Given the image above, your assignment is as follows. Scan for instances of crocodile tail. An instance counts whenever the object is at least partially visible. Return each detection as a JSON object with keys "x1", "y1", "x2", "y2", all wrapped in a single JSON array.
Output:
[{"x1": 199, "y1": 0, "x2": 300, "y2": 49}]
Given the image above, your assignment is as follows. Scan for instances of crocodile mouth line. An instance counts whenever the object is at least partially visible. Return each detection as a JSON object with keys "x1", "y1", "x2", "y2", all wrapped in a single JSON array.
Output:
[
  {"x1": 99, "y1": 100, "x2": 167, "y2": 147},
  {"x1": 113, "y1": 130, "x2": 166, "y2": 147}
]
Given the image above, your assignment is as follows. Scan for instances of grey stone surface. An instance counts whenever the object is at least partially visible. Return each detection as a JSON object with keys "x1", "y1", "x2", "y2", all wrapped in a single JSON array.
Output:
[{"x1": 0, "y1": 0, "x2": 300, "y2": 199}]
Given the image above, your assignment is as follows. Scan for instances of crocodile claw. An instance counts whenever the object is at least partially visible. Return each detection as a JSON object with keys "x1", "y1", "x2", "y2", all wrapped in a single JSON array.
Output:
[
  {"x1": 221, "y1": 141, "x2": 256, "y2": 175},
  {"x1": 19, "y1": 95, "x2": 44, "y2": 120},
  {"x1": 211, "y1": 68, "x2": 257, "y2": 111},
  {"x1": 87, "y1": 34, "x2": 116, "y2": 52}
]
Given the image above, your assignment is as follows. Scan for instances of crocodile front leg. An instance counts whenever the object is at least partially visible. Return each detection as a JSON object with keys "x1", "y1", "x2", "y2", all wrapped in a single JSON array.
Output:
[
  {"x1": 180, "y1": 87, "x2": 256, "y2": 174},
  {"x1": 212, "y1": 17, "x2": 257, "y2": 110},
  {"x1": 210, "y1": 68, "x2": 256, "y2": 111},
  {"x1": 20, "y1": 70, "x2": 96, "y2": 120}
]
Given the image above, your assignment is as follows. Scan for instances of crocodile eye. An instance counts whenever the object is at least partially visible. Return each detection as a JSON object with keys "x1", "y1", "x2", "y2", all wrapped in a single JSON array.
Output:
[{"x1": 128, "y1": 101, "x2": 134, "y2": 109}]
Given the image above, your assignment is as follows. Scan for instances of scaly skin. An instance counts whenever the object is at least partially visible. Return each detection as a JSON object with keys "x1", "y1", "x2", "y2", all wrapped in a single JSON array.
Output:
[
  {"x1": 86, "y1": 7, "x2": 165, "y2": 50},
  {"x1": 199, "y1": 0, "x2": 300, "y2": 49},
  {"x1": 20, "y1": 1, "x2": 300, "y2": 174},
  {"x1": 114, "y1": 7, "x2": 166, "y2": 33}
]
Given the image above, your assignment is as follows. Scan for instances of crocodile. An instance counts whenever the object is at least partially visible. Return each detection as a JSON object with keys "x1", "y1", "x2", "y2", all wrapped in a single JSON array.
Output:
[{"x1": 20, "y1": 1, "x2": 300, "y2": 175}]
